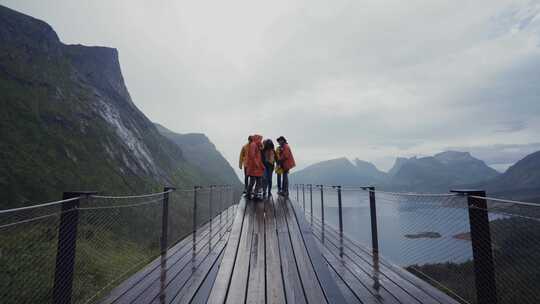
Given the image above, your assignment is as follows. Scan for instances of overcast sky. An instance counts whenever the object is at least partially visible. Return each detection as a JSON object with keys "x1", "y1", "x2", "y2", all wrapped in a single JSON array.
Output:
[{"x1": 3, "y1": 0, "x2": 540, "y2": 173}]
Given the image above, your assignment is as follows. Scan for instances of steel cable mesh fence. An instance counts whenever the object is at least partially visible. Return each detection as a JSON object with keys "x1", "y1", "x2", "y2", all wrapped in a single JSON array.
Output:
[
  {"x1": 195, "y1": 188, "x2": 211, "y2": 231},
  {"x1": 312, "y1": 186, "x2": 374, "y2": 247},
  {"x1": 0, "y1": 186, "x2": 237, "y2": 304},
  {"x1": 168, "y1": 189, "x2": 195, "y2": 248},
  {"x1": 374, "y1": 192, "x2": 475, "y2": 303},
  {"x1": 0, "y1": 200, "x2": 66, "y2": 304},
  {"x1": 294, "y1": 185, "x2": 476, "y2": 303},
  {"x1": 72, "y1": 193, "x2": 165, "y2": 304},
  {"x1": 480, "y1": 197, "x2": 540, "y2": 304}
]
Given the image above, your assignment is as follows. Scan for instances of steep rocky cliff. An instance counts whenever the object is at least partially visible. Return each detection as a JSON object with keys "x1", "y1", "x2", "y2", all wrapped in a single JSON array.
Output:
[{"x1": 0, "y1": 5, "x2": 223, "y2": 207}]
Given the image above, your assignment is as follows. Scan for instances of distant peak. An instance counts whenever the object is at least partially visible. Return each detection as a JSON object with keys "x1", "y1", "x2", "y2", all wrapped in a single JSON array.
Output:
[{"x1": 434, "y1": 151, "x2": 474, "y2": 163}]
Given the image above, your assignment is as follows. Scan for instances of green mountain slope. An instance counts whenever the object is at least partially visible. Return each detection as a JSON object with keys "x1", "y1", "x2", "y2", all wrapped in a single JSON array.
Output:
[
  {"x1": 483, "y1": 150, "x2": 540, "y2": 201},
  {"x1": 0, "y1": 5, "x2": 221, "y2": 207},
  {"x1": 155, "y1": 123, "x2": 241, "y2": 187}
]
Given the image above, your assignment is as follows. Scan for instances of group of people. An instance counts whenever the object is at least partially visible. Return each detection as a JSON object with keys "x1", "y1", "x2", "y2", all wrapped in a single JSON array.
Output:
[{"x1": 239, "y1": 135, "x2": 296, "y2": 200}]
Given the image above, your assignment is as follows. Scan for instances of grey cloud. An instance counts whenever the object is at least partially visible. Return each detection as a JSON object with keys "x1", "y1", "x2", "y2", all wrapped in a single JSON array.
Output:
[
  {"x1": 2, "y1": 0, "x2": 540, "y2": 172},
  {"x1": 446, "y1": 143, "x2": 540, "y2": 165}
]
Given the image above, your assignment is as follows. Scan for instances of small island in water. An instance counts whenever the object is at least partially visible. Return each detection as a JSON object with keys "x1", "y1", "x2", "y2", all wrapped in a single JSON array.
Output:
[
  {"x1": 453, "y1": 232, "x2": 471, "y2": 241},
  {"x1": 404, "y1": 232, "x2": 442, "y2": 239}
]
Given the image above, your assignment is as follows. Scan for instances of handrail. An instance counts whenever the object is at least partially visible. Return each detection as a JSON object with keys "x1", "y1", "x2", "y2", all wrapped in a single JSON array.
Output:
[
  {"x1": 295, "y1": 184, "x2": 461, "y2": 197},
  {"x1": 469, "y1": 195, "x2": 540, "y2": 207},
  {"x1": 0, "y1": 196, "x2": 80, "y2": 214},
  {"x1": 0, "y1": 185, "x2": 234, "y2": 214}
]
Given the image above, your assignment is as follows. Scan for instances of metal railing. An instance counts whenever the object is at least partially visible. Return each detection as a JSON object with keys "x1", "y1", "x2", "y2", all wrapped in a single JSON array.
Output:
[
  {"x1": 0, "y1": 185, "x2": 237, "y2": 304},
  {"x1": 294, "y1": 183, "x2": 540, "y2": 304}
]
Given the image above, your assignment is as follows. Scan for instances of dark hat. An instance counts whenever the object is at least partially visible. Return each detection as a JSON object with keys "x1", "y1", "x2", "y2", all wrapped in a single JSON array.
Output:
[{"x1": 276, "y1": 136, "x2": 287, "y2": 143}]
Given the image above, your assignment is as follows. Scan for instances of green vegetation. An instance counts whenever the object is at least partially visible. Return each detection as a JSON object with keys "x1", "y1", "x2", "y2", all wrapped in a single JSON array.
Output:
[{"x1": 0, "y1": 5, "x2": 240, "y2": 303}]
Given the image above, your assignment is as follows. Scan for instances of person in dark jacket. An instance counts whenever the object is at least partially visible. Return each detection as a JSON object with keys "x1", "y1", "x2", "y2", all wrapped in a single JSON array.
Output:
[{"x1": 262, "y1": 139, "x2": 276, "y2": 197}]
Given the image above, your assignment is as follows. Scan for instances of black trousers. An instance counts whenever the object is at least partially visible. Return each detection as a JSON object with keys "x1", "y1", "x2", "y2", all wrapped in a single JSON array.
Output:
[
  {"x1": 282, "y1": 170, "x2": 289, "y2": 195},
  {"x1": 244, "y1": 167, "x2": 249, "y2": 191}
]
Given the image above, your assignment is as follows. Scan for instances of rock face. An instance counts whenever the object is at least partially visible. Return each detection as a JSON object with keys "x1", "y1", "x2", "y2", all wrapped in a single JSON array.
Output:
[
  {"x1": 155, "y1": 124, "x2": 241, "y2": 187},
  {"x1": 290, "y1": 157, "x2": 387, "y2": 186},
  {"x1": 484, "y1": 150, "x2": 540, "y2": 201},
  {"x1": 387, "y1": 151, "x2": 500, "y2": 192},
  {"x1": 0, "y1": 6, "x2": 231, "y2": 207}
]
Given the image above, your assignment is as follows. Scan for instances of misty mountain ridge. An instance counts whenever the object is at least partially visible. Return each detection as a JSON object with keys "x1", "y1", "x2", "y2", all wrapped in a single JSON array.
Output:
[
  {"x1": 482, "y1": 150, "x2": 540, "y2": 202},
  {"x1": 290, "y1": 157, "x2": 387, "y2": 186},
  {"x1": 387, "y1": 151, "x2": 500, "y2": 192},
  {"x1": 292, "y1": 150, "x2": 505, "y2": 193},
  {"x1": 0, "y1": 5, "x2": 238, "y2": 207}
]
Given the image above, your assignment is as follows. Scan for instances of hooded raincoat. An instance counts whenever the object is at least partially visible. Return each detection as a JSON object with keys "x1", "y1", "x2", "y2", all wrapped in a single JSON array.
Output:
[
  {"x1": 246, "y1": 135, "x2": 265, "y2": 177},
  {"x1": 280, "y1": 143, "x2": 296, "y2": 171}
]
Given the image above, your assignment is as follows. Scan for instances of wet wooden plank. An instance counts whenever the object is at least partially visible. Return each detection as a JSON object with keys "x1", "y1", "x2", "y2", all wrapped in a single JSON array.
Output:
[
  {"x1": 310, "y1": 218, "x2": 456, "y2": 304},
  {"x1": 320, "y1": 243, "x2": 388, "y2": 304},
  {"x1": 310, "y1": 223, "x2": 401, "y2": 304},
  {"x1": 207, "y1": 199, "x2": 247, "y2": 304},
  {"x1": 134, "y1": 220, "x2": 231, "y2": 303},
  {"x1": 273, "y1": 198, "x2": 307, "y2": 304},
  {"x1": 314, "y1": 219, "x2": 459, "y2": 304},
  {"x1": 102, "y1": 217, "x2": 218, "y2": 304},
  {"x1": 325, "y1": 260, "x2": 365, "y2": 304},
  {"x1": 224, "y1": 201, "x2": 255, "y2": 303},
  {"x1": 190, "y1": 249, "x2": 226, "y2": 304},
  {"x1": 162, "y1": 227, "x2": 230, "y2": 304},
  {"x1": 287, "y1": 198, "x2": 348, "y2": 304},
  {"x1": 246, "y1": 201, "x2": 266, "y2": 303},
  {"x1": 111, "y1": 218, "x2": 227, "y2": 304},
  {"x1": 265, "y1": 198, "x2": 286, "y2": 304},
  {"x1": 279, "y1": 198, "x2": 327, "y2": 304}
]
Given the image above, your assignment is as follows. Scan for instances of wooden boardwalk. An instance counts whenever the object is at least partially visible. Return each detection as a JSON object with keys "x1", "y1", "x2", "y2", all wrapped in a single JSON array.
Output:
[{"x1": 102, "y1": 197, "x2": 460, "y2": 304}]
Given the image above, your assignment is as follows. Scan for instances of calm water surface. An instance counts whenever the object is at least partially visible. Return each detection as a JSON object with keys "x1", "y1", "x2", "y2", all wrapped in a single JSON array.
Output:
[{"x1": 297, "y1": 190, "x2": 501, "y2": 266}]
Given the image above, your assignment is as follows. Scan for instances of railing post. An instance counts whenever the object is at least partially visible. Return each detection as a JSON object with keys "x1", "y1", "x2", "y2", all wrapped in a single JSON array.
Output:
[
  {"x1": 302, "y1": 184, "x2": 306, "y2": 209},
  {"x1": 192, "y1": 186, "x2": 199, "y2": 260},
  {"x1": 335, "y1": 185, "x2": 344, "y2": 257},
  {"x1": 309, "y1": 184, "x2": 313, "y2": 223},
  {"x1": 161, "y1": 187, "x2": 175, "y2": 255},
  {"x1": 209, "y1": 185, "x2": 214, "y2": 252},
  {"x1": 319, "y1": 185, "x2": 325, "y2": 243},
  {"x1": 219, "y1": 186, "x2": 223, "y2": 225},
  {"x1": 53, "y1": 191, "x2": 96, "y2": 304},
  {"x1": 451, "y1": 189, "x2": 497, "y2": 304},
  {"x1": 319, "y1": 185, "x2": 325, "y2": 226},
  {"x1": 362, "y1": 186, "x2": 379, "y2": 256}
]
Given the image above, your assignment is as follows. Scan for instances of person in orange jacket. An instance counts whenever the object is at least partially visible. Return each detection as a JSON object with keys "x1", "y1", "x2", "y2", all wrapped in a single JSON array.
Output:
[
  {"x1": 246, "y1": 134, "x2": 265, "y2": 200},
  {"x1": 276, "y1": 136, "x2": 296, "y2": 196},
  {"x1": 239, "y1": 136, "x2": 252, "y2": 194}
]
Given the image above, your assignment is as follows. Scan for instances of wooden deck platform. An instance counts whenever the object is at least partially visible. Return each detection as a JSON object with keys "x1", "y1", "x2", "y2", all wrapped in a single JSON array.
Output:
[{"x1": 102, "y1": 197, "x2": 461, "y2": 304}]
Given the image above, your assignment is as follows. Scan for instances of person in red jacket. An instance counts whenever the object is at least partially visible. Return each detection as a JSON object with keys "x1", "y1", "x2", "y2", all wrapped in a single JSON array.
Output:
[
  {"x1": 246, "y1": 134, "x2": 265, "y2": 200},
  {"x1": 276, "y1": 136, "x2": 296, "y2": 196}
]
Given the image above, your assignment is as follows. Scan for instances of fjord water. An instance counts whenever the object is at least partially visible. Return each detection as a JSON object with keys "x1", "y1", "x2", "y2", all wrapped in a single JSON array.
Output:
[{"x1": 306, "y1": 190, "x2": 479, "y2": 266}]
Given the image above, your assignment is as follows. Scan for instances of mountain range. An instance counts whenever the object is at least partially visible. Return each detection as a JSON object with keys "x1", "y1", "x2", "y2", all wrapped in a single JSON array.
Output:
[
  {"x1": 482, "y1": 150, "x2": 540, "y2": 201},
  {"x1": 289, "y1": 157, "x2": 387, "y2": 186},
  {"x1": 292, "y1": 150, "x2": 540, "y2": 199},
  {"x1": 0, "y1": 5, "x2": 239, "y2": 208}
]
